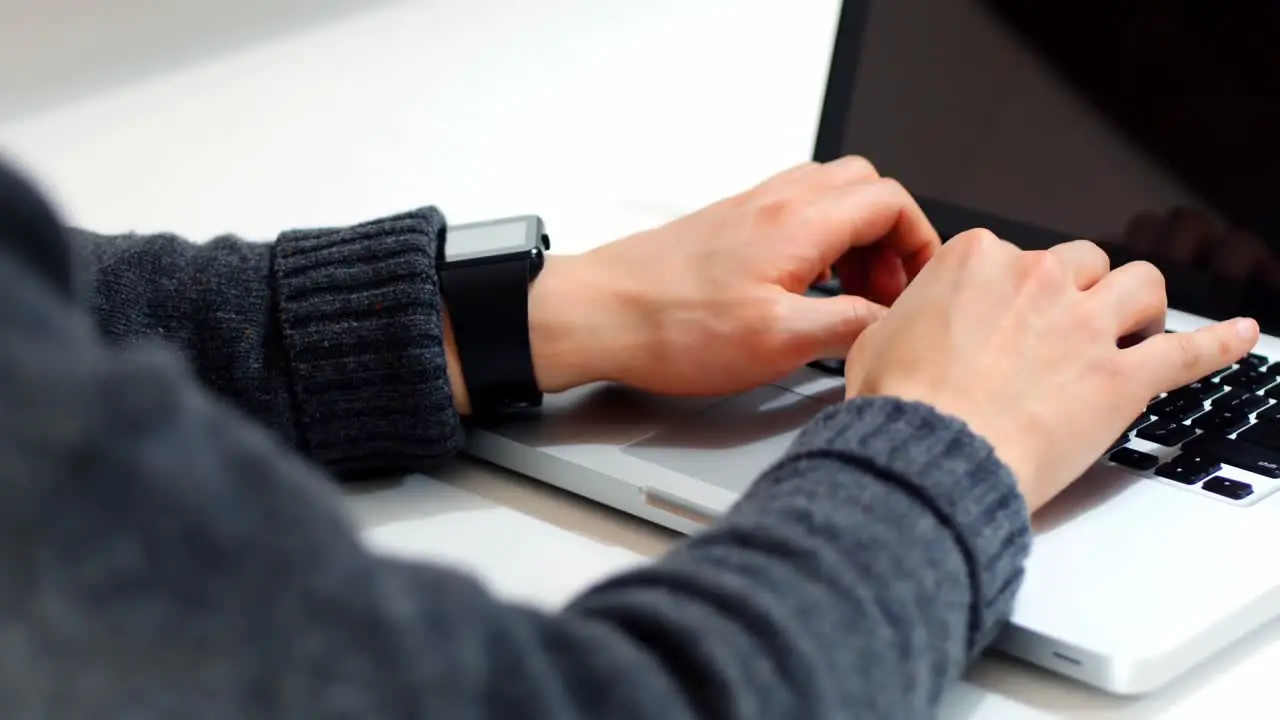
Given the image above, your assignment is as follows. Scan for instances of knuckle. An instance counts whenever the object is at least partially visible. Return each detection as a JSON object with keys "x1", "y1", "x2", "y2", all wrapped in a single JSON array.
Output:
[
  {"x1": 1205, "y1": 328, "x2": 1234, "y2": 365},
  {"x1": 755, "y1": 299, "x2": 805, "y2": 359},
  {"x1": 1129, "y1": 260, "x2": 1167, "y2": 293},
  {"x1": 875, "y1": 176, "x2": 906, "y2": 195},
  {"x1": 1020, "y1": 250, "x2": 1066, "y2": 286},
  {"x1": 1079, "y1": 239, "x2": 1112, "y2": 269},
  {"x1": 1174, "y1": 332, "x2": 1206, "y2": 374},
  {"x1": 950, "y1": 227, "x2": 1000, "y2": 257},
  {"x1": 830, "y1": 154, "x2": 879, "y2": 180}
]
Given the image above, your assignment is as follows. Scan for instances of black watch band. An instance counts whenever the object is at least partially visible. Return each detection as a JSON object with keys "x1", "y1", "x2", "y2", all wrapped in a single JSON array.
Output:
[{"x1": 437, "y1": 217, "x2": 548, "y2": 418}]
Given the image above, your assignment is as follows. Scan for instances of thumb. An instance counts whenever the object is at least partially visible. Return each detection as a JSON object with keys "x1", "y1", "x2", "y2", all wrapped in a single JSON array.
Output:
[{"x1": 776, "y1": 292, "x2": 886, "y2": 361}]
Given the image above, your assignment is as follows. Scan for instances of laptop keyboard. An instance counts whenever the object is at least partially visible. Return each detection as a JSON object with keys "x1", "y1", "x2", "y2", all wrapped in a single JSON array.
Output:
[
  {"x1": 1108, "y1": 346, "x2": 1280, "y2": 505},
  {"x1": 805, "y1": 278, "x2": 1277, "y2": 506}
]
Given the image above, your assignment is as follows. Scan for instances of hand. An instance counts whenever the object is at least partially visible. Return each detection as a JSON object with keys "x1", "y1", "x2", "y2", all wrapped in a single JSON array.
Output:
[
  {"x1": 842, "y1": 229, "x2": 1259, "y2": 511},
  {"x1": 527, "y1": 157, "x2": 942, "y2": 397}
]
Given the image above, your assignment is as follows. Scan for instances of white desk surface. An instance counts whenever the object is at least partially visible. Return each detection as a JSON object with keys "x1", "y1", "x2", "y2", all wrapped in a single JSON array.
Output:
[{"x1": 2, "y1": 1, "x2": 1276, "y2": 717}]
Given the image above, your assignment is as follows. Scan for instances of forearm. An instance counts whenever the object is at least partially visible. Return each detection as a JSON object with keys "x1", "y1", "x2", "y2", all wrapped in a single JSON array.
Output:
[
  {"x1": 76, "y1": 217, "x2": 601, "y2": 458},
  {"x1": 0, "y1": 261, "x2": 1030, "y2": 719},
  {"x1": 74, "y1": 212, "x2": 462, "y2": 477}
]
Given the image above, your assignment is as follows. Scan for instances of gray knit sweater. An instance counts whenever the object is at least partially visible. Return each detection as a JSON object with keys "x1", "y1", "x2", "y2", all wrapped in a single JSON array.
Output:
[{"x1": 0, "y1": 161, "x2": 1031, "y2": 719}]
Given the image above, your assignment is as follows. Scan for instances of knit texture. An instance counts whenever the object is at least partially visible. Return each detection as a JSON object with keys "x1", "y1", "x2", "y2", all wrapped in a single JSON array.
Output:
[
  {"x1": 77, "y1": 208, "x2": 462, "y2": 479},
  {"x1": 0, "y1": 162, "x2": 1032, "y2": 719}
]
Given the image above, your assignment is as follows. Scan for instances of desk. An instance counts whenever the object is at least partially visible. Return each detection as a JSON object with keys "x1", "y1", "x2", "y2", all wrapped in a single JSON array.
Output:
[{"x1": 0, "y1": 1, "x2": 1274, "y2": 717}]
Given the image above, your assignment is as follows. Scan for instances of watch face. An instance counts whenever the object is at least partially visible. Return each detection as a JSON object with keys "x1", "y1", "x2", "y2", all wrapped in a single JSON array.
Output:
[{"x1": 444, "y1": 217, "x2": 540, "y2": 263}]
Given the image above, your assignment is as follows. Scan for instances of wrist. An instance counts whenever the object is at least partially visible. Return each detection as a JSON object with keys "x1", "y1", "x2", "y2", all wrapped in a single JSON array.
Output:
[
  {"x1": 442, "y1": 305, "x2": 471, "y2": 415},
  {"x1": 442, "y1": 253, "x2": 640, "y2": 413},
  {"x1": 528, "y1": 253, "x2": 634, "y2": 393}
]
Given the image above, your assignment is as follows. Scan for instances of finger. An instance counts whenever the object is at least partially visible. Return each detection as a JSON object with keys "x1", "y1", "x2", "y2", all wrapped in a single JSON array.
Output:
[
  {"x1": 816, "y1": 154, "x2": 880, "y2": 187},
  {"x1": 810, "y1": 177, "x2": 942, "y2": 280},
  {"x1": 1049, "y1": 239, "x2": 1111, "y2": 290},
  {"x1": 1123, "y1": 319, "x2": 1259, "y2": 394},
  {"x1": 1087, "y1": 261, "x2": 1168, "y2": 338},
  {"x1": 759, "y1": 155, "x2": 880, "y2": 197},
  {"x1": 774, "y1": 291, "x2": 887, "y2": 361}
]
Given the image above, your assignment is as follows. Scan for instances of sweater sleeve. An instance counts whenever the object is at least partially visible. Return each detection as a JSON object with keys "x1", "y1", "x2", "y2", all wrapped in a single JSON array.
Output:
[
  {"x1": 0, "y1": 163, "x2": 1033, "y2": 719},
  {"x1": 0, "y1": 273, "x2": 1031, "y2": 718},
  {"x1": 71, "y1": 211, "x2": 462, "y2": 478}
]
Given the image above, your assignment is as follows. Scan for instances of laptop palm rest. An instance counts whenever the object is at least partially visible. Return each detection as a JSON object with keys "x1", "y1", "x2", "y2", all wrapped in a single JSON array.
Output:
[{"x1": 623, "y1": 386, "x2": 838, "y2": 493}]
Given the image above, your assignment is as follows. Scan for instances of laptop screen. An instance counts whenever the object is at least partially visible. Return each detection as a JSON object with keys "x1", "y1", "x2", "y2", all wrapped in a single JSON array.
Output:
[{"x1": 816, "y1": 0, "x2": 1280, "y2": 336}]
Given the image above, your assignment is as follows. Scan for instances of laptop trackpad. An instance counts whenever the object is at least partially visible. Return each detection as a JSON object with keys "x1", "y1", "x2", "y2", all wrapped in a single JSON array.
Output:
[{"x1": 622, "y1": 386, "x2": 837, "y2": 493}]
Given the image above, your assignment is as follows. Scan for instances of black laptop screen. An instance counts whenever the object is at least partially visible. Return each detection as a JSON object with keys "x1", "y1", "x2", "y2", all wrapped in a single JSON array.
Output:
[{"x1": 816, "y1": 0, "x2": 1280, "y2": 335}]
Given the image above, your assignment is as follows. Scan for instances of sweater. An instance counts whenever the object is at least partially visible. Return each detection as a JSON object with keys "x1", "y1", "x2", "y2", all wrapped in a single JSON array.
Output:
[{"x1": 0, "y1": 160, "x2": 1031, "y2": 719}]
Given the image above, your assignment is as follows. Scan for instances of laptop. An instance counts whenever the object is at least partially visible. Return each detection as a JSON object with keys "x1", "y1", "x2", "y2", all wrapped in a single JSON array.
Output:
[{"x1": 464, "y1": 0, "x2": 1280, "y2": 696}]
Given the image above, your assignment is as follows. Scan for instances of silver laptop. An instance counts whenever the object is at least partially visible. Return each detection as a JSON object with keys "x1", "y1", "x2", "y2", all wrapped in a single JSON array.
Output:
[{"x1": 465, "y1": 0, "x2": 1280, "y2": 696}]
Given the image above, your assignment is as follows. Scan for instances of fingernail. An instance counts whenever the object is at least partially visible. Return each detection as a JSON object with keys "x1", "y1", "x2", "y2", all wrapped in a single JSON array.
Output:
[{"x1": 1235, "y1": 318, "x2": 1258, "y2": 339}]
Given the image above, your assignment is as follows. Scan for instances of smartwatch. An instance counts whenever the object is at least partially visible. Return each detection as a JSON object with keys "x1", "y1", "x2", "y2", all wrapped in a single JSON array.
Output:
[{"x1": 437, "y1": 215, "x2": 550, "y2": 418}]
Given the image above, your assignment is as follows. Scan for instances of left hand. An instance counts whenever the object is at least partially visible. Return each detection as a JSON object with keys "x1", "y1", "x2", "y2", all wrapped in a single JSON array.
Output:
[{"x1": 529, "y1": 157, "x2": 942, "y2": 396}]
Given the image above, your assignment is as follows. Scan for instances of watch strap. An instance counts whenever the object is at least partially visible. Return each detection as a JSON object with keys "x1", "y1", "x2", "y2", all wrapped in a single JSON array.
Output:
[{"x1": 440, "y1": 259, "x2": 542, "y2": 417}]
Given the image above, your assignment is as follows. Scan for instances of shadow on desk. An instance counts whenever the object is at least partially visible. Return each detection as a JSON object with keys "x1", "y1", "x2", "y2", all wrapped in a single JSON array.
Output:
[{"x1": 344, "y1": 472, "x2": 496, "y2": 528}]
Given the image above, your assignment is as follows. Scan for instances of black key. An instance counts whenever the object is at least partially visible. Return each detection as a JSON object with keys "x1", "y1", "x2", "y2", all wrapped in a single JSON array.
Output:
[
  {"x1": 1108, "y1": 447, "x2": 1160, "y2": 471},
  {"x1": 1258, "y1": 403, "x2": 1280, "y2": 421},
  {"x1": 1239, "y1": 354, "x2": 1270, "y2": 371},
  {"x1": 1155, "y1": 455, "x2": 1221, "y2": 485},
  {"x1": 1220, "y1": 369, "x2": 1276, "y2": 393},
  {"x1": 1240, "y1": 395, "x2": 1270, "y2": 414},
  {"x1": 1126, "y1": 414, "x2": 1155, "y2": 433},
  {"x1": 1106, "y1": 437, "x2": 1128, "y2": 455},
  {"x1": 807, "y1": 358, "x2": 845, "y2": 376},
  {"x1": 1147, "y1": 397, "x2": 1205, "y2": 422},
  {"x1": 1136, "y1": 419, "x2": 1197, "y2": 447},
  {"x1": 1166, "y1": 381, "x2": 1227, "y2": 405},
  {"x1": 1265, "y1": 362, "x2": 1280, "y2": 376},
  {"x1": 1201, "y1": 366, "x2": 1234, "y2": 382},
  {"x1": 1212, "y1": 388, "x2": 1267, "y2": 413},
  {"x1": 1237, "y1": 418, "x2": 1280, "y2": 451},
  {"x1": 1233, "y1": 394, "x2": 1264, "y2": 412},
  {"x1": 1201, "y1": 476, "x2": 1254, "y2": 501},
  {"x1": 1182, "y1": 435, "x2": 1280, "y2": 478},
  {"x1": 1265, "y1": 384, "x2": 1280, "y2": 401},
  {"x1": 1191, "y1": 409, "x2": 1252, "y2": 436},
  {"x1": 1211, "y1": 387, "x2": 1249, "y2": 407},
  {"x1": 1244, "y1": 394, "x2": 1274, "y2": 412}
]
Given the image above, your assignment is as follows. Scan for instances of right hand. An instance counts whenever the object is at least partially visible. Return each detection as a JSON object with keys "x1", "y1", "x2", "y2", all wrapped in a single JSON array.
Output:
[{"x1": 843, "y1": 229, "x2": 1260, "y2": 511}]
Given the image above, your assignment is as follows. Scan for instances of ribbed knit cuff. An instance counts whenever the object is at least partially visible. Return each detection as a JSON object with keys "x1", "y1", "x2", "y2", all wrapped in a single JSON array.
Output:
[
  {"x1": 746, "y1": 397, "x2": 1031, "y2": 653},
  {"x1": 274, "y1": 208, "x2": 462, "y2": 479}
]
